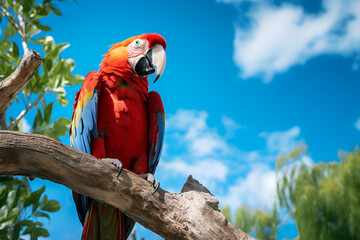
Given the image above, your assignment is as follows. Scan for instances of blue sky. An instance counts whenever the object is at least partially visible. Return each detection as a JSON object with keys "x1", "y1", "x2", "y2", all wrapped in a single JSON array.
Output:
[{"x1": 4, "y1": 0, "x2": 360, "y2": 239}]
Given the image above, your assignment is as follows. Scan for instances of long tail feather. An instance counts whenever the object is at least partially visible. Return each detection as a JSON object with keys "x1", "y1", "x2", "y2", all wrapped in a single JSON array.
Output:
[{"x1": 81, "y1": 201, "x2": 125, "y2": 240}]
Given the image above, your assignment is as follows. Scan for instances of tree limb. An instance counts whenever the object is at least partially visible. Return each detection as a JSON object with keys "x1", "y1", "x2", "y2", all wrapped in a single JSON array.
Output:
[
  {"x1": 8, "y1": 89, "x2": 47, "y2": 129},
  {"x1": 0, "y1": 6, "x2": 21, "y2": 31},
  {"x1": 17, "y1": 5, "x2": 29, "y2": 54},
  {"x1": 0, "y1": 131, "x2": 254, "y2": 240},
  {"x1": 0, "y1": 50, "x2": 42, "y2": 124}
]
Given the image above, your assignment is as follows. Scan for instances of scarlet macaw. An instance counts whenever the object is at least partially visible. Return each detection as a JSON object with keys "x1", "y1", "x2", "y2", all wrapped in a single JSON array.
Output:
[{"x1": 69, "y1": 33, "x2": 166, "y2": 239}]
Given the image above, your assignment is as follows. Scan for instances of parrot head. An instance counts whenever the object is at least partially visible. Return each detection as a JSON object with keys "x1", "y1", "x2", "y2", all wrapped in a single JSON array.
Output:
[{"x1": 100, "y1": 33, "x2": 166, "y2": 83}]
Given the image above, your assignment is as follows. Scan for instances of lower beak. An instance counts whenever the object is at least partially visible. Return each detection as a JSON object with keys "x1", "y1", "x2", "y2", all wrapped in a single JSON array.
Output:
[{"x1": 134, "y1": 44, "x2": 166, "y2": 83}]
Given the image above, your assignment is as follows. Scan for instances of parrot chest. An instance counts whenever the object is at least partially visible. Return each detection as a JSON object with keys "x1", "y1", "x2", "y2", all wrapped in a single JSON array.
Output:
[{"x1": 96, "y1": 79, "x2": 148, "y2": 173}]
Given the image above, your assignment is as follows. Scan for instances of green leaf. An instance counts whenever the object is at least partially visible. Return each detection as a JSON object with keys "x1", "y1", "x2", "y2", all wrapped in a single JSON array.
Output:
[
  {"x1": 40, "y1": 25, "x2": 51, "y2": 31},
  {"x1": 0, "y1": 176, "x2": 16, "y2": 183},
  {"x1": 0, "y1": 188, "x2": 9, "y2": 208},
  {"x1": 221, "y1": 206, "x2": 232, "y2": 222},
  {"x1": 41, "y1": 200, "x2": 61, "y2": 212},
  {"x1": 21, "y1": 0, "x2": 33, "y2": 14},
  {"x1": 0, "y1": 207, "x2": 20, "y2": 224},
  {"x1": 33, "y1": 211, "x2": 50, "y2": 220},
  {"x1": 23, "y1": 186, "x2": 45, "y2": 208},
  {"x1": 43, "y1": 102, "x2": 54, "y2": 124},
  {"x1": 50, "y1": 5, "x2": 62, "y2": 16},
  {"x1": 39, "y1": 194, "x2": 48, "y2": 207},
  {"x1": 32, "y1": 19, "x2": 51, "y2": 31},
  {"x1": 52, "y1": 86, "x2": 65, "y2": 96},
  {"x1": 52, "y1": 117, "x2": 71, "y2": 135},
  {"x1": 11, "y1": 187, "x2": 21, "y2": 209},
  {"x1": 66, "y1": 74, "x2": 84, "y2": 86},
  {"x1": 11, "y1": 41, "x2": 19, "y2": 58},
  {"x1": 42, "y1": 58, "x2": 52, "y2": 74},
  {"x1": 35, "y1": 36, "x2": 53, "y2": 45},
  {"x1": 26, "y1": 25, "x2": 41, "y2": 38},
  {"x1": 11, "y1": 223, "x2": 21, "y2": 240},
  {"x1": 33, "y1": 108, "x2": 44, "y2": 130},
  {"x1": 32, "y1": 199, "x2": 40, "y2": 213},
  {"x1": 46, "y1": 42, "x2": 69, "y2": 61},
  {"x1": 57, "y1": 96, "x2": 68, "y2": 106},
  {"x1": 20, "y1": 219, "x2": 35, "y2": 228},
  {"x1": 33, "y1": 227, "x2": 49, "y2": 238},
  {"x1": 36, "y1": 5, "x2": 51, "y2": 18}
]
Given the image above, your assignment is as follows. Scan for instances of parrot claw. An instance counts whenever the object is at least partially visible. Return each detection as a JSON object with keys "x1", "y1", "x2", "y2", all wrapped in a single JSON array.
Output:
[
  {"x1": 139, "y1": 173, "x2": 160, "y2": 194},
  {"x1": 101, "y1": 158, "x2": 123, "y2": 177}
]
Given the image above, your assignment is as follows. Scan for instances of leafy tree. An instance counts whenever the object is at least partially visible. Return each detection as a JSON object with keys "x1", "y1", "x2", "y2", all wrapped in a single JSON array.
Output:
[
  {"x1": 222, "y1": 205, "x2": 277, "y2": 240},
  {"x1": 225, "y1": 145, "x2": 360, "y2": 240},
  {"x1": 0, "y1": 0, "x2": 82, "y2": 238},
  {"x1": 277, "y1": 146, "x2": 360, "y2": 240},
  {"x1": 0, "y1": 177, "x2": 60, "y2": 240},
  {"x1": 0, "y1": 0, "x2": 83, "y2": 136}
]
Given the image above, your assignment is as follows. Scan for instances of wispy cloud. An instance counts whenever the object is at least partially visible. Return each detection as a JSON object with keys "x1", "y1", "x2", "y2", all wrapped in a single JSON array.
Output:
[
  {"x1": 221, "y1": 115, "x2": 243, "y2": 138},
  {"x1": 158, "y1": 109, "x2": 304, "y2": 210},
  {"x1": 165, "y1": 109, "x2": 229, "y2": 157},
  {"x1": 162, "y1": 158, "x2": 229, "y2": 187},
  {"x1": 259, "y1": 126, "x2": 301, "y2": 153},
  {"x1": 220, "y1": 164, "x2": 277, "y2": 209},
  {"x1": 20, "y1": 118, "x2": 31, "y2": 132},
  {"x1": 221, "y1": 0, "x2": 360, "y2": 81},
  {"x1": 355, "y1": 117, "x2": 360, "y2": 130}
]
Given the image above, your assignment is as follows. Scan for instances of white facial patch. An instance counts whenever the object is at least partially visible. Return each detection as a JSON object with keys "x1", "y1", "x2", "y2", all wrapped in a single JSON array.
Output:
[{"x1": 128, "y1": 39, "x2": 149, "y2": 73}]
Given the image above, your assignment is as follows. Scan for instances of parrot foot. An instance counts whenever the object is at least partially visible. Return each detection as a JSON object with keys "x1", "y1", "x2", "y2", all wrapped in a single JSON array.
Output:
[
  {"x1": 139, "y1": 173, "x2": 160, "y2": 194},
  {"x1": 101, "y1": 158, "x2": 123, "y2": 177}
]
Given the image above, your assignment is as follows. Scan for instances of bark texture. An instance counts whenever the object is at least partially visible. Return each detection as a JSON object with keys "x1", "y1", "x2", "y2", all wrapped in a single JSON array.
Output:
[
  {"x1": 0, "y1": 131, "x2": 254, "y2": 240},
  {"x1": 0, "y1": 49, "x2": 42, "y2": 112}
]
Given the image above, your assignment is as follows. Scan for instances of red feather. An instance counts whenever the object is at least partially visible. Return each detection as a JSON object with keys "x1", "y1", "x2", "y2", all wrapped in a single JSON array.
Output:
[{"x1": 71, "y1": 33, "x2": 166, "y2": 240}]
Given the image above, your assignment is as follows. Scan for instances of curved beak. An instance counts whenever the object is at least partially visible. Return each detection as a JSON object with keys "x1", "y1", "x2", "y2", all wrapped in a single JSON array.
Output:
[
  {"x1": 151, "y1": 44, "x2": 166, "y2": 83},
  {"x1": 134, "y1": 44, "x2": 166, "y2": 83}
]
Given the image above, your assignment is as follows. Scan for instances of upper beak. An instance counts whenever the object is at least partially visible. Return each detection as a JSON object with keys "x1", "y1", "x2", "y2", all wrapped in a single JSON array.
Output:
[
  {"x1": 134, "y1": 44, "x2": 166, "y2": 83},
  {"x1": 151, "y1": 44, "x2": 166, "y2": 82}
]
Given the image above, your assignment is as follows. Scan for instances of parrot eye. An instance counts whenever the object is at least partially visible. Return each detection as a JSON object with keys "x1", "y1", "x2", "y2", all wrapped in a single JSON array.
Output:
[{"x1": 133, "y1": 39, "x2": 142, "y2": 48}]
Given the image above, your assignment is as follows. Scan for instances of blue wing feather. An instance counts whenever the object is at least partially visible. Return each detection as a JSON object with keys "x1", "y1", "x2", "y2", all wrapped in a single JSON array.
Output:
[
  {"x1": 69, "y1": 71, "x2": 101, "y2": 225},
  {"x1": 147, "y1": 91, "x2": 165, "y2": 174},
  {"x1": 148, "y1": 111, "x2": 165, "y2": 174}
]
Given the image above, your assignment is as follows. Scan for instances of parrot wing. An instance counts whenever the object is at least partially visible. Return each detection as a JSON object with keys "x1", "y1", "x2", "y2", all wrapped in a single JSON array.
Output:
[
  {"x1": 147, "y1": 91, "x2": 165, "y2": 174},
  {"x1": 70, "y1": 71, "x2": 102, "y2": 225}
]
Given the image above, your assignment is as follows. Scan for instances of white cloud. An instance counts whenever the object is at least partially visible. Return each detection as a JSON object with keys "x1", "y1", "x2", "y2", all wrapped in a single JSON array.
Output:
[
  {"x1": 260, "y1": 126, "x2": 300, "y2": 153},
  {"x1": 220, "y1": 164, "x2": 277, "y2": 209},
  {"x1": 355, "y1": 117, "x2": 360, "y2": 130},
  {"x1": 160, "y1": 109, "x2": 305, "y2": 212},
  {"x1": 227, "y1": 0, "x2": 360, "y2": 81},
  {"x1": 20, "y1": 118, "x2": 31, "y2": 132},
  {"x1": 166, "y1": 109, "x2": 229, "y2": 157},
  {"x1": 221, "y1": 115, "x2": 243, "y2": 138},
  {"x1": 162, "y1": 158, "x2": 229, "y2": 187},
  {"x1": 300, "y1": 155, "x2": 314, "y2": 167}
]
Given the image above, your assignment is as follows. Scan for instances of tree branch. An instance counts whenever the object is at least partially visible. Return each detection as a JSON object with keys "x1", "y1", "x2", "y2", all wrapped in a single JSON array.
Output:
[
  {"x1": 276, "y1": 207, "x2": 295, "y2": 228},
  {"x1": 17, "y1": 5, "x2": 29, "y2": 54},
  {"x1": 0, "y1": 131, "x2": 254, "y2": 240},
  {"x1": 0, "y1": 50, "x2": 42, "y2": 125},
  {"x1": 8, "y1": 89, "x2": 47, "y2": 129},
  {"x1": 0, "y1": 6, "x2": 21, "y2": 31}
]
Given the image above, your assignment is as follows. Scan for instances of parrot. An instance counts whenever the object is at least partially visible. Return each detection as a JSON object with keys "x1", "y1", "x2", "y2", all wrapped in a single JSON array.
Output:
[{"x1": 69, "y1": 33, "x2": 166, "y2": 239}]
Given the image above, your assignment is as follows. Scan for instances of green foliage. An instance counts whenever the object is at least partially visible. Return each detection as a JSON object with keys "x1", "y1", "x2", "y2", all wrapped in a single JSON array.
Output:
[
  {"x1": 224, "y1": 146, "x2": 360, "y2": 240},
  {"x1": 222, "y1": 205, "x2": 278, "y2": 240},
  {"x1": 0, "y1": 0, "x2": 80, "y2": 239},
  {"x1": 278, "y1": 148, "x2": 360, "y2": 240},
  {"x1": 32, "y1": 99, "x2": 71, "y2": 140},
  {"x1": 0, "y1": 177, "x2": 60, "y2": 240},
  {"x1": 0, "y1": 0, "x2": 83, "y2": 135}
]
